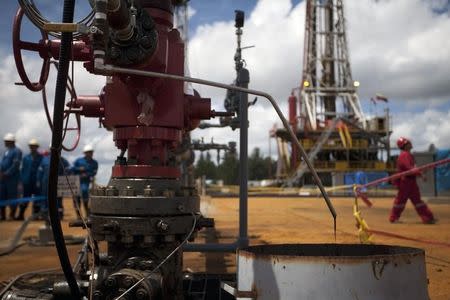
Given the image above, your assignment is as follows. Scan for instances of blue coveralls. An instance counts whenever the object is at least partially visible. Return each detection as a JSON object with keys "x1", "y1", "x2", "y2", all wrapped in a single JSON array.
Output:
[
  {"x1": 0, "y1": 146, "x2": 22, "y2": 220},
  {"x1": 37, "y1": 155, "x2": 70, "y2": 218},
  {"x1": 355, "y1": 171, "x2": 368, "y2": 193},
  {"x1": 71, "y1": 156, "x2": 98, "y2": 217},
  {"x1": 19, "y1": 152, "x2": 43, "y2": 217}
]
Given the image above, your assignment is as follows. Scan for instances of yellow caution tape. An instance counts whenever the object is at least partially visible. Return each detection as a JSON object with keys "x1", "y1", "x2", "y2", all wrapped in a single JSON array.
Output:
[{"x1": 352, "y1": 185, "x2": 373, "y2": 244}]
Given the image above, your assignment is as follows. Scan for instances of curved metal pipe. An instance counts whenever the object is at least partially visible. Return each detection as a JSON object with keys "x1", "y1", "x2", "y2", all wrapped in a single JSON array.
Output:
[{"x1": 96, "y1": 63, "x2": 337, "y2": 220}]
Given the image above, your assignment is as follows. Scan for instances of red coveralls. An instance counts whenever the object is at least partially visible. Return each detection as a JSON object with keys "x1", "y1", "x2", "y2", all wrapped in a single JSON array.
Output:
[{"x1": 389, "y1": 150, "x2": 434, "y2": 223}]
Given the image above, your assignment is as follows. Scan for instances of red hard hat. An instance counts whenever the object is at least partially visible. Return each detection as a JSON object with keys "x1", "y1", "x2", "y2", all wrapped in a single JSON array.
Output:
[{"x1": 397, "y1": 137, "x2": 411, "y2": 149}]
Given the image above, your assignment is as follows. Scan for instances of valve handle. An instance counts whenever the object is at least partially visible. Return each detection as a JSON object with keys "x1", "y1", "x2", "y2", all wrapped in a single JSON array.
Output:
[
  {"x1": 41, "y1": 84, "x2": 81, "y2": 152},
  {"x1": 12, "y1": 7, "x2": 50, "y2": 92}
]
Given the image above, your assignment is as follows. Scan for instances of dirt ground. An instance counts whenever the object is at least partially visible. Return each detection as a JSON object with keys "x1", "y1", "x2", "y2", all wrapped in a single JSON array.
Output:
[{"x1": 1, "y1": 196, "x2": 449, "y2": 299}]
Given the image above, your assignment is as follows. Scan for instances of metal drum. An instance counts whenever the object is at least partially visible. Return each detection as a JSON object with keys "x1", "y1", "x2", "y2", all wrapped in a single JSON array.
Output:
[{"x1": 236, "y1": 244, "x2": 429, "y2": 300}]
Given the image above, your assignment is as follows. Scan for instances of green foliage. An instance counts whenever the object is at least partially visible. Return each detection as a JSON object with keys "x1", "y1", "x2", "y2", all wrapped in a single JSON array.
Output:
[
  {"x1": 194, "y1": 152, "x2": 217, "y2": 179},
  {"x1": 248, "y1": 147, "x2": 271, "y2": 180},
  {"x1": 218, "y1": 152, "x2": 239, "y2": 185},
  {"x1": 194, "y1": 147, "x2": 275, "y2": 183}
]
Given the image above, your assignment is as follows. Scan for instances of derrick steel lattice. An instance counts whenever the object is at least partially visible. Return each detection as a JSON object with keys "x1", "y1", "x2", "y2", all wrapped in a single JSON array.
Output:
[{"x1": 301, "y1": 0, "x2": 364, "y2": 130}]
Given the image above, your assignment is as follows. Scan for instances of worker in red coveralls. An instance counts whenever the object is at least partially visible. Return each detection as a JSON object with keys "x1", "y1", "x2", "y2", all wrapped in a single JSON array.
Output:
[{"x1": 389, "y1": 137, "x2": 436, "y2": 224}]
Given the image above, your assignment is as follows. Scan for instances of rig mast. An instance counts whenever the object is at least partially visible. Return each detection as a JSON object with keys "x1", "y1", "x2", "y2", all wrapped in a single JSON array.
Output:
[
  {"x1": 277, "y1": 0, "x2": 393, "y2": 186},
  {"x1": 301, "y1": 0, "x2": 364, "y2": 129}
]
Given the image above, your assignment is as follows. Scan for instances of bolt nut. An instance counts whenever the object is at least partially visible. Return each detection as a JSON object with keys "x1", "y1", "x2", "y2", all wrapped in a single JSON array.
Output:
[
  {"x1": 122, "y1": 186, "x2": 135, "y2": 196},
  {"x1": 142, "y1": 14, "x2": 154, "y2": 30},
  {"x1": 126, "y1": 47, "x2": 140, "y2": 62},
  {"x1": 125, "y1": 260, "x2": 135, "y2": 268},
  {"x1": 138, "y1": 260, "x2": 154, "y2": 270},
  {"x1": 123, "y1": 276, "x2": 134, "y2": 288},
  {"x1": 144, "y1": 188, "x2": 153, "y2": 196},
  {"x1": 117, "y1": 288, "x2": 127, "y2": 296},
  {"x1": 93, "y1": 290, "x2": 103, "y2": 300},
  {"x1": 136, "y1": 288, "x2": 148, "y2": 299},
  {"x1": 106, "y1": 186, "x2": 118, "y2": 196},
  {"x1": 102, "y1": 221, "x2": 118, "y2": 232},
  {"x1": 177, "y1": 204, "x2": 185, "y2": 212},
  {"x1": 110, "y1": 46, "x2": 121, "y2": 60},
  {"x1": 140, "y1": 35, "x2": 152, "y2": 48},
  {"x1": 156, "y1": 220, "x2": 169, "y2": 232},
  {"x1": 96, "y1": 186, "x2": 106, "y2": 196},
  {"x1": 105, "y1": 277, "x2": 116, "y2": 287}
]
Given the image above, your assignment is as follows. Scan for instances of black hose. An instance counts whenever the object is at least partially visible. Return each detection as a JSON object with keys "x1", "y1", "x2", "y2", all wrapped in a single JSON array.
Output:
[{"x1": 47, "y1": 0, "x2": 81, "y2": 298}]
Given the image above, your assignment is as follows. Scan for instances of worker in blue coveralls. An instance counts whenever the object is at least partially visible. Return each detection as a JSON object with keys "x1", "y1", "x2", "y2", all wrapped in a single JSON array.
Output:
[
  {"x1": 36, "y1": 149, "x2": 70, "y2": 219},
  {"x1": 17, "y1": 138, "x2": 43, "y2": 220},
  {"x1": 0, "y1": 133, "x2": 22, "y2": 220},
  {"x1": 71, "y1": 145, "x2": 98, "y2": 219}
]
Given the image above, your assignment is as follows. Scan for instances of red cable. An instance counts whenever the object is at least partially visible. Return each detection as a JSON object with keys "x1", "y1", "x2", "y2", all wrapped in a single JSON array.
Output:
[
  {"x1": 361, "y1": 158, "x2": 450, "y2": 190},
  {"x1": 369, "y1": 229, "x2": 450, "y2": 248},
  {"x1": 355, "y1": 158, "x2": 450, "y2": 208}
]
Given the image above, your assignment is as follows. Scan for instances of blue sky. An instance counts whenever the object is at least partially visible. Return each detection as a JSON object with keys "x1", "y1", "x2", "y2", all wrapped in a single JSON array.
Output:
[
  {"x1": 0, "y1": 1, "x2": 303, "y2": 48},
  {"x1": 0, "y1": 0, "x2": 449, "y2": 184}
]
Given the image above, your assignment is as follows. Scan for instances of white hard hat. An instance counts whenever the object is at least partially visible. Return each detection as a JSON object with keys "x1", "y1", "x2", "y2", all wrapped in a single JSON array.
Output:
[
  {"x1": 83, "y1": 144, "x2": 94, "y2": 152},
  {"x1": 4, "y1": 133, "x2": 16, "y2": 142},
  {"x1": 28, "y1": 138, "x2": 40, "y2": 146}
]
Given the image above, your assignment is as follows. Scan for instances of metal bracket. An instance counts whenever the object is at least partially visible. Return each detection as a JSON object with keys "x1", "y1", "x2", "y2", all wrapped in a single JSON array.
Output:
[
  {"x1": 221, "y1": 282, "x2": 256, "y2": 299},
  {"x1": 42, "y1": 23, "x2": 89, "y2": 34}
]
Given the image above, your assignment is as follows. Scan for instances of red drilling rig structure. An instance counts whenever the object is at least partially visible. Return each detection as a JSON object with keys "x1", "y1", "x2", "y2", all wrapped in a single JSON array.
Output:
[{"x1": 276, "y1": 0, "x2": 393, "y2": 187}]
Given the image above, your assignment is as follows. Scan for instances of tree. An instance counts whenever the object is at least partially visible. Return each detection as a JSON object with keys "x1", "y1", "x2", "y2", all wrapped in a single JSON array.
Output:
[
  {"x1": 248, "y1": 147, "x2": 269, "y2": 180},
  {"x1": 218, "y1": 152, "x2": 239, "y2": 185},
  {"x1": 194, "y1": 152, "x2": 217, "y2": 180}
]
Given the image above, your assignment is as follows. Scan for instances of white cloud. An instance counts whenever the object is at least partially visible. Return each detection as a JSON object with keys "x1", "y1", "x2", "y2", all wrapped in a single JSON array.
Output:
[
  {"x1": 346, "y1": 0, "x2": 450, "y2": 102},
  {"x1": 188, "y1": 5, "x2": 197, "y2": 19},
  {"x1": 1, "y1": 0, "x2": 449, "y2": 184},
  {"x1": 392, "y1": 109, "x2": 450, "y2": 151},
  {"x1": 188, "y1": 0, "x2": 450, "y2": 159}
]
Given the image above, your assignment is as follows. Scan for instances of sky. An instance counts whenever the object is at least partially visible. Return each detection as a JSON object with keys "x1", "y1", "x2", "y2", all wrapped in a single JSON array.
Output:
[{"x1": 0, "y1": 0, "x2": 449, "y2": 184}]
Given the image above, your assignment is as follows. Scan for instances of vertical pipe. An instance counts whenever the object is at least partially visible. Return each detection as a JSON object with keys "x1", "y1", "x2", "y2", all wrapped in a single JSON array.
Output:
[
  {"x1": 238, "y1": 67, "x2": 250, "y2": 247},
  {"x1": 289, "y1": 94, "x2": 299, "y2": 170}
]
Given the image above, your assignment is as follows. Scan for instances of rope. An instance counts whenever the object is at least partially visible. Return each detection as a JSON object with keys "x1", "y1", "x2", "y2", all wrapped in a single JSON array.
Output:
[
  {"x1": 368, "y1": 229, "x2": 450, "y2": 248},
  {"x1": 352, "y1": 187, "x2": 450, "y2": 248},
  {"x1": 0, "y1": 196, "x2": 46, "y2": 208}
]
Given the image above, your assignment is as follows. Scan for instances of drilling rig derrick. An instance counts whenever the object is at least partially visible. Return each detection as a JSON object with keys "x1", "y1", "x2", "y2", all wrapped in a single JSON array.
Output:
[{"x1": 277, "y1": 0, "x2": 393, "y2": 187}]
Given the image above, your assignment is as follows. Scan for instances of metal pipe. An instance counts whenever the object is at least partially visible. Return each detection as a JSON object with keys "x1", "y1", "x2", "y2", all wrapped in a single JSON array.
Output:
[
  {"x1": 106, "y1": 0, "x2": 134, "y2": 42},
  {"x1": 184, "y1": 242, "x2": 237, "y2": 253},
  {"x1": 238, "y1": 67, "x2": 250, "y2": 248},
  {"x1": 96, "y1": 63, "x2": 336, "y2": 220}
]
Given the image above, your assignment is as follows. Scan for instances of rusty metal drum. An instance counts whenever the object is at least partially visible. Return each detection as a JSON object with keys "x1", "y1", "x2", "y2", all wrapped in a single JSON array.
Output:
[{"x1": 236, "y1": 244, "x2": 429, "y2": 300}]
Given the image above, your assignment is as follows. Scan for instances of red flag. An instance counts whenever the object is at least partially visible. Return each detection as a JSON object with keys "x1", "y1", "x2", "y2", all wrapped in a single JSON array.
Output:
[{"x1": 375, "y1": 93, "x2": 388, "y2": 102}]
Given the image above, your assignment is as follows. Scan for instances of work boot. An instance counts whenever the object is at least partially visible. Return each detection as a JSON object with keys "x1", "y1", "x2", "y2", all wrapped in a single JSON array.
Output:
[
  {"x1": 389, "y1": 217, "x2": 401, "y2": 224},
  {"x1": 423, "y1": 218, "x2": 437, "y2": 224}
]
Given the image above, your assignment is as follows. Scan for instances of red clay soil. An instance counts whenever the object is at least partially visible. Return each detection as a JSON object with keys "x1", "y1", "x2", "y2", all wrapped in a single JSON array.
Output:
[{"x1": 1, "y1": 196, "x2": 449, "y2": 299}]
